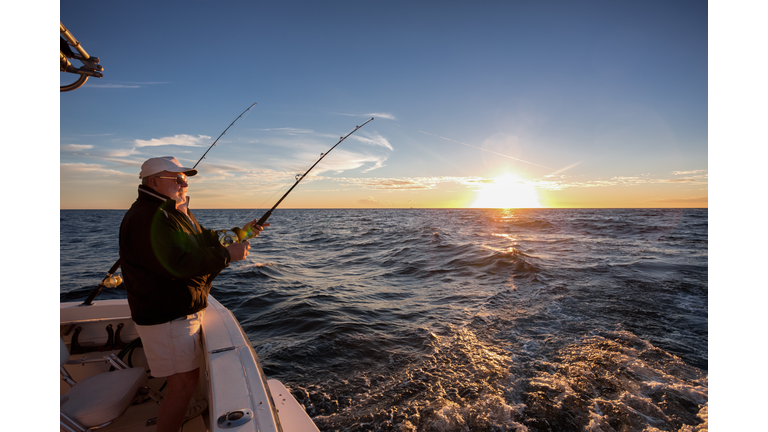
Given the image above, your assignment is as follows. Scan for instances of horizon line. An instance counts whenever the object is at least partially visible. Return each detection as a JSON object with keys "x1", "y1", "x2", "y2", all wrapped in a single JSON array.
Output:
[{"x1": 60, "y1": 206, "x2": 709, "y2": 211}]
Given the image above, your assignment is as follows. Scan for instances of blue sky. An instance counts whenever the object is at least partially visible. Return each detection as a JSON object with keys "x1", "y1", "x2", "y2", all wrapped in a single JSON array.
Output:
[{"x1": 56, "y1": 0, "x2": 709, "y2": 209}]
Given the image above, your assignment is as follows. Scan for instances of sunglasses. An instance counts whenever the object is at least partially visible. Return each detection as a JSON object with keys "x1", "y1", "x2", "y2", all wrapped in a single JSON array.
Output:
[{"x1": 156, "y1": 174, "x2": 188, "y2": 185}]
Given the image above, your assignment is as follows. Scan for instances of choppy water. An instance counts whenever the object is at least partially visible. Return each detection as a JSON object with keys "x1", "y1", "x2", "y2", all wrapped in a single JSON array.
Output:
[{"x1": 60, "y1": 208, "x2": 708, "y2": 431}]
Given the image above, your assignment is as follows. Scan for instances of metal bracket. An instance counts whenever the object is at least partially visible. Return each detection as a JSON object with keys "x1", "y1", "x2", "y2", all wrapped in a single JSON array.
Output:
[
  {"x1": 69, "y1": 323, "x2": 123, "y2": 354},
  {"x1": 217, "y1": 410, "x2": 254, "y2": 428}
]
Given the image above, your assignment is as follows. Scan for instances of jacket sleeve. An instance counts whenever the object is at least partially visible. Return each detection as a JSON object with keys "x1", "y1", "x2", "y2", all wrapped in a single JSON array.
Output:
[
  {"x1": 149, "y1": 209, "x2": 231, "y2": 279},
  {"x1": 189, "y1": 209, "x2": 229, "y2": 248}
]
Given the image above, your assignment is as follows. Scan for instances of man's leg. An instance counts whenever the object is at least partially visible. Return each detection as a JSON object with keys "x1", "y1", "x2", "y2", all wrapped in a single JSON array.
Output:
[
  {"x1": 135, "y1": 311, "x2": 206, "y2": 432},
  {"x1": 156, "y1": 368, "x2": 200, "y2": 432}
]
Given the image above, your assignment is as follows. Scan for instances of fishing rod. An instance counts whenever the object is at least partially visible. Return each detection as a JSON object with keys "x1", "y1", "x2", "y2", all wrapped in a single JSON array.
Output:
[
  {"x1": 81, "y1": 103, "x2": 258, "y2": 305},
  {"x1": 81, "y1": 260, "x2": 123, "y2": 306},
  {"x1": 193, "y1": 102, "x2": 257, "y2": 169},
  {"x1": 218, "y1": 117, "x2": 375, "y2": 246}
]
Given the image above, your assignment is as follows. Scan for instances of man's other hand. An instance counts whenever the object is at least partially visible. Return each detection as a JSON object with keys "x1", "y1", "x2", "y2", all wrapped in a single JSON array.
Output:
[{"x1": 226, "y1": 241, "x2": 251, "y2": 262}]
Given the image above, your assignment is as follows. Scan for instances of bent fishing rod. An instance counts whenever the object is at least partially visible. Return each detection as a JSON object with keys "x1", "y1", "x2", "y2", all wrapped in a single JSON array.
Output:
[
  {"x1": 81, "y1": 103, "x2": 258, "y2": 305},
  {"x1": 193, "y1": 102, "x2": 258, "y2": 169},
  {"x1": 219, "y1": 117, "x2": 375, "y2": 245}
]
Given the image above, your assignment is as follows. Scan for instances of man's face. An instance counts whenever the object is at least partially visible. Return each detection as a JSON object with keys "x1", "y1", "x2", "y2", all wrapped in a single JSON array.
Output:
[{"x1": 151, "y1": 171, "x2": 189, "y2": 205}]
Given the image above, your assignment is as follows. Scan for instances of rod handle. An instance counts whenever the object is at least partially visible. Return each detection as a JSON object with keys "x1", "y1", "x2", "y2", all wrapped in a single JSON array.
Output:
[
  {"x1": 255, "y1": 211, "x2": 272, "y2": 228},
  {"x1": 235, "y1": 211, "x2": 273, "y2": 242}
]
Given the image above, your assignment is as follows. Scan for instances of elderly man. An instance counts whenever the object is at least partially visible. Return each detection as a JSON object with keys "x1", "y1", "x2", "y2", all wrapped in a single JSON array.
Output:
[{"x1": 119, "y1": 156, "x2": 265, "y2": 432}]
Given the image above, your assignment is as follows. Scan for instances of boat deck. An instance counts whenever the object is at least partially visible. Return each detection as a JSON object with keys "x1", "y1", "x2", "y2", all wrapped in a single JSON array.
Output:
[
  {"x1": 60, "y1": 313, "x2": 209, "y2": 431},
  {"x1": 60, "y1": 296, "x2": 319, "y2": 432}
]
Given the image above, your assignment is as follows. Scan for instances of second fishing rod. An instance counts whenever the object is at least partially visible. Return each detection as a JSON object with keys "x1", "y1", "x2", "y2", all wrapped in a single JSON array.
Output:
[{"x1": 218, "y1": 117, "x2": 375, "y2": 246}]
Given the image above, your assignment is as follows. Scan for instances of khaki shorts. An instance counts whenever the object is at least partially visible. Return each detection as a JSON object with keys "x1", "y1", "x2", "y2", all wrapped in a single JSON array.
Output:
[{"x1": 135, "y1": 310, "x2": 205, "y2": 377}]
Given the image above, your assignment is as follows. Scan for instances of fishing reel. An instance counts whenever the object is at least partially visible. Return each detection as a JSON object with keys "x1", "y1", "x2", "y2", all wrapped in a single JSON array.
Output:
[
  {"x1": 217, "y1": 229, "x2": 241, "y2": 247},
  {"x1": 217, "y1": 228, "x2": 248, "y2": 247},
  {"x1": 102, "y1": 273, "x2": 123, "y2": 288},
  {"x1": 217, "y1": 221, "x2": 266, "y2": 246},
  {"x1": 81, "y1": 271, "x2": 122, "y2": 306}
]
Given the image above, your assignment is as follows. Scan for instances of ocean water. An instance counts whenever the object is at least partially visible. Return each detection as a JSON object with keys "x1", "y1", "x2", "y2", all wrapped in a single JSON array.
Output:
[{"x1": 60, "y1": 208, "x2": 708, "y2": 431}]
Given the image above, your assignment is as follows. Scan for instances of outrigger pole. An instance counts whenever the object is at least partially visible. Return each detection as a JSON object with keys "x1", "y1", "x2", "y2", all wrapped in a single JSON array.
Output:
[{"x1": 60, "y1": 22, "x2": 104, "y2": 92}]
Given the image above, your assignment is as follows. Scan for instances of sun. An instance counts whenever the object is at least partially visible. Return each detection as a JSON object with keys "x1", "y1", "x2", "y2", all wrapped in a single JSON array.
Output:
[{"x1": 471, "y1": 173, "x2": 542, "y2": 208}]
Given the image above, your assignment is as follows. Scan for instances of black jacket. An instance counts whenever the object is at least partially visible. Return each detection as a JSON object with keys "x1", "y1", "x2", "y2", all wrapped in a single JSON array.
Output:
[{"x1": 119, "y1": 185, "x2": 231, "y2": 325}]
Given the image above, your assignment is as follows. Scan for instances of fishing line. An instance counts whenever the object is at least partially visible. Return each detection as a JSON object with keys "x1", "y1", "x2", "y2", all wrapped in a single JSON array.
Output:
[
  {"x1": 234, "y1": 156, "x2": 324, "y2": 227},
  {"x1": 379, "y1": 118, "x2": 552, "y2": 170}
]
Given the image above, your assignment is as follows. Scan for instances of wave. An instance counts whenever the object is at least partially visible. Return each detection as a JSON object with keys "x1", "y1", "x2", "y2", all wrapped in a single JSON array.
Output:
[
  {"x1": 295, "y1": 326, "x2": 527, "y2": 432},
  {"x1": 505, "y1": 219, "x2": 555, "y2": 231},
  {"x1": 522, "y1": 328, "x2": 707, "y2": 431}
]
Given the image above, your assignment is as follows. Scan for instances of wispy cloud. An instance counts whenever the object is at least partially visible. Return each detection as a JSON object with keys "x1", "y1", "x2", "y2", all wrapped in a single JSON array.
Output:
[
  {"x1": 334, "y1": 176, "x2": 476, "y2": 190},
  {"x1": 334, "y1": 112, "x2": 396, "y2": 120},
  {"x1": 60, "y1": 162, "x2": 137, "y2": 180},
  {"x1": 308, "y1": 149, "x2": 389, "y2": 174},
  {"x1": 360, "y1": 160, "x2": 385, "y2": 173},
  {"x1": 134, "y1": 134, "x2": 212, "y2": 148},
  {"x1": 63, "y1": 133, "x2": 115, "y2": 138},
  {"x1": 352, "y1": 132, "x2": 394, "y2": 151},
  {"x1": 367, "y1": 179, "x2": 431, "y2": 190},
  {"x1": 532, "y1": 176, "x2": 650, "y2": 190},
  {"x1": 365, "y1": 112, "x2": 395, "y2": 120},
  {"x1": 534, "y1": 170, "x2": 709, "y2": 190},
  {"x1": 257, "y1": 127, "x2": 316, "y2": 135},
  {"x1": 86, "y1": 84, "x2": 141, "y2": 88},
  {"x1": 672, "y1": 170, "x2": 708, "y2": 175},
  {"x1": 547, "y1": 161, "x2": 582, "y2": 177},
  {"x1": 61, "y1": 144, "x2": 93, "y2": 151},
  {"x1": 105, "y1": 148, "x2": 142, "y2": 158}
]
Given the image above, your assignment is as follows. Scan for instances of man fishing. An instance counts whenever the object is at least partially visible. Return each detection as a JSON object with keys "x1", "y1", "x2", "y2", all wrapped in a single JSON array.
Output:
[{"x1": 118, "y1": 156, "x2": 267, "y2": 432}]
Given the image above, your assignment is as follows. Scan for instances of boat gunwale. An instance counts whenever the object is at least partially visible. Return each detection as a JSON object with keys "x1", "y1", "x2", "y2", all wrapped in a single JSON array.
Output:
[{"x1": 60, "y1": 315, "x2": 133, "y2": 326}]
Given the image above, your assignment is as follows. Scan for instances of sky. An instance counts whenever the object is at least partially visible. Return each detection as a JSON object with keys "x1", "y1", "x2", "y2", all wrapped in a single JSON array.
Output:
[{"x1": 56, "y1": 0, "x2": 708, "y2": 209}]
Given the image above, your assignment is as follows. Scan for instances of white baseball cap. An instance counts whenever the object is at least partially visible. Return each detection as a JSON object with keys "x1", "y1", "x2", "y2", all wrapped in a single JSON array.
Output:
[{"x1": 139, "y1": 156, "x2": 198, "y2": 179}]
